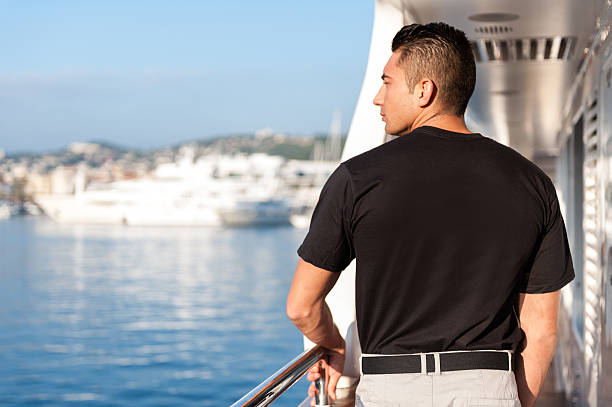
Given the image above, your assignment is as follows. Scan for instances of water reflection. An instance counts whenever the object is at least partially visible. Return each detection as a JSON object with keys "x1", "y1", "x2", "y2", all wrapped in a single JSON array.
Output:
[{"x1": 0, "y1": 217, "x2": 309, "y2": 406}]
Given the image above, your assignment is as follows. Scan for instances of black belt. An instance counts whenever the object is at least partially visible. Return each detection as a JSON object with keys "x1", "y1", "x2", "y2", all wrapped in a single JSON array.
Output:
[{"x1": 362, "y1": 351, "x2": 513, "y2": 374}]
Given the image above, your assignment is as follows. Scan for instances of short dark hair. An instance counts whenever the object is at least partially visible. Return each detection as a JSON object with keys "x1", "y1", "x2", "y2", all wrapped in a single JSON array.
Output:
[{"x1": 391, "y1": 22, "x2": 476, "y2": 116}]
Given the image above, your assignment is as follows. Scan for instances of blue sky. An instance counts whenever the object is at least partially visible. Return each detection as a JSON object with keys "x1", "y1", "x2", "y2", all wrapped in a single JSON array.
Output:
[{"x1": 0, "y1": 1, "x2": 373, "y2": 153}]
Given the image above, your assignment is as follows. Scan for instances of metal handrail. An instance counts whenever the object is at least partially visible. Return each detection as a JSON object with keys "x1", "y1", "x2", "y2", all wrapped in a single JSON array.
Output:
[{"x1": 231, "y1": 345, "x2": 327, "y2": 407}]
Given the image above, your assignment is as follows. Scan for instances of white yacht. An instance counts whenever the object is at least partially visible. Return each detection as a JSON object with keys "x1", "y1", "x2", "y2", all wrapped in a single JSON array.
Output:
[{"x1": 35, "y1": 151, "x2": 295, "y2": 227}]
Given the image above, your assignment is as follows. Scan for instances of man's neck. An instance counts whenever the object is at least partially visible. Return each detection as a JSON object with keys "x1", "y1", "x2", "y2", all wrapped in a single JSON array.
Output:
[{"x1": 410, "y1": 111, "x2": 471, "y2": 134}]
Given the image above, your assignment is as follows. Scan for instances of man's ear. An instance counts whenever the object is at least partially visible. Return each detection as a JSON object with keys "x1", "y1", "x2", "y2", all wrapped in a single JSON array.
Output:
[{"x1": 416, "y1": 78, "x2": 436, "y2": 108}]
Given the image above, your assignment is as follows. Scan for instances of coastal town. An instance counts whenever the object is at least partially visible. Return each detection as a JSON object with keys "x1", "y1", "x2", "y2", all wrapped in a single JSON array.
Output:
[{"x1": 0, "y1": 129, "x2": 345, "y2": 225}]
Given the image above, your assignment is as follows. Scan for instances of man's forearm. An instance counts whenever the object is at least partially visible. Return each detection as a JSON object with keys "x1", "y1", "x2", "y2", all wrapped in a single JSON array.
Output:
[
  {"x1": 514, "y1": 333, "x2": 557, "y2": 407},
  {"x1": 288, "y1": 300, "x2": 345, "y2": 353}
]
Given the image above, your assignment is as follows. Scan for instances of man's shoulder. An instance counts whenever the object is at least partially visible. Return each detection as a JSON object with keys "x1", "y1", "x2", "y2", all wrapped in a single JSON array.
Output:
[
  {"x1": 341, "y1": 136, "x2": 405, "y2": 175},
  {"x1": 482, "y1": 137, "x2": 555, "y2": 187}
]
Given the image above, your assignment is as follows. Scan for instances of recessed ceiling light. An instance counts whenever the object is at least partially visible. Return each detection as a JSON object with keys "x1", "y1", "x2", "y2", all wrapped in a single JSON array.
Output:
[{"x1": 468, "y1": 13, "x2": 519, "y2": 22}]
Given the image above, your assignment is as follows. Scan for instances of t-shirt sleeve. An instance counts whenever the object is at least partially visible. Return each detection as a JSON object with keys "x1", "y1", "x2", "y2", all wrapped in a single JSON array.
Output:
[
  {"x1": 519, "y1": 183, "x2": 575, "y2": 293},
  {"x1": 297, "y1": 163, "x2": 355, "y2": 273}
]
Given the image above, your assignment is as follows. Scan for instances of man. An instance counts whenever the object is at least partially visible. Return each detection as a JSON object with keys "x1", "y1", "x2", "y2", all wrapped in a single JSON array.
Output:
[{"x1": 286, "y1": 22, "x2": 574, "y2": 407}]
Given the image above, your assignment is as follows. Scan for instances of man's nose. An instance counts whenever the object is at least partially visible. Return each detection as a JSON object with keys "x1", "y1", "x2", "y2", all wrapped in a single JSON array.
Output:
[{"x1": 373, "y1": 86, "x2": 384, "y2": 106}]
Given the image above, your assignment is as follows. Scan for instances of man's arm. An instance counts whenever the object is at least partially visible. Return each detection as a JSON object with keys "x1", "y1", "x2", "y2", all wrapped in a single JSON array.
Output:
[
  {"x1": 515, "y1": 290, "x2": 560, "y2": 407},
  {"x1": 286, "y1": 257, "x2": 345, "y2": 400}
]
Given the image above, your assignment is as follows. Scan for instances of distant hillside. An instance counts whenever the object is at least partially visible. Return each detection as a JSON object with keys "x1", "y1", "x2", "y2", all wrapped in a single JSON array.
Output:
[
  {"x1": 5, "y1": 132, "x2": 347, "y2": 163},
  {"x1": 192, "y1": 133, "x2": 347, "y2": 160}
]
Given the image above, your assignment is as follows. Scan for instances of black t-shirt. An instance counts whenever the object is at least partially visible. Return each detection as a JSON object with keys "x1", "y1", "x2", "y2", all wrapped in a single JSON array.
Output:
[{"x1": 297, "y1": 125, "x2": 575, "y2": 355}]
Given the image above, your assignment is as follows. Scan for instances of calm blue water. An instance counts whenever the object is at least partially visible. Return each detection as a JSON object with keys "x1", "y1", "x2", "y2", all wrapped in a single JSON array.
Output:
[{"x1": 0, "y1": 217, "x2": 310, "y2": 406}]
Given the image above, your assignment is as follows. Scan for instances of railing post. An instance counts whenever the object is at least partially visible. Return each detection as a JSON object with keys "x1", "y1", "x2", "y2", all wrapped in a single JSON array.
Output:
[{"x1": 314, "y1": 361, "x2": 331, "y2": 407}]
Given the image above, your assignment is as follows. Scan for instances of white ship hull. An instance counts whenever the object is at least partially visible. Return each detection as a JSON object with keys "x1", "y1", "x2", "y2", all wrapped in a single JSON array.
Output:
[
  {"x1": 35, "y1": 193, "x2": 293, "y2": 227},
  {"x1": 218, "y1": 200, "x2": 292, "y2": 226}
]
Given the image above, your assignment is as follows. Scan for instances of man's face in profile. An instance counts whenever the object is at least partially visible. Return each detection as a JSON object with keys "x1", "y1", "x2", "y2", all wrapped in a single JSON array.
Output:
[{"x1": 373, "y1": 51, "x2": 420, "y2": 136}]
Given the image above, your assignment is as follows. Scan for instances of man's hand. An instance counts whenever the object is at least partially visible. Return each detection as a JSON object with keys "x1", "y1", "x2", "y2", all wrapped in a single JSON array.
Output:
[{"x1": 307, "y1": 349, "x2": 345, "y2": 404}]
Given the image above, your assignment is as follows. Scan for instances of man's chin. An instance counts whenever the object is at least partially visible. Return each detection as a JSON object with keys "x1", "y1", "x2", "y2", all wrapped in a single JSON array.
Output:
[
  {"x1": 384, "y1": 125, "x2": 409, "y2": 137},
  {"x1": 384, "y1": 124, "x2": 397, "y2": 136}
]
